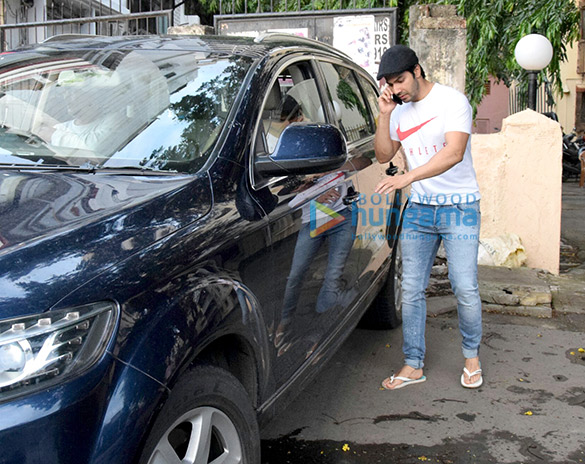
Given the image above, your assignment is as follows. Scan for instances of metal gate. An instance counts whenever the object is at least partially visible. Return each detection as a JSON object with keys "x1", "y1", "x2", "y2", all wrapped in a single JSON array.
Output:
[
  {"x1": 0, "y1": 0, "x2": 174, "y2": 51},
  {"x1": 509, "y1": 79, "x2": 556, "y2": 115}
]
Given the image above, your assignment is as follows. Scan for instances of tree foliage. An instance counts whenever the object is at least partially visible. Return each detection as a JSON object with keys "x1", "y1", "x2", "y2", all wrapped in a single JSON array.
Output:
[
  {"x1": 403, "y1": 0, "x2": 580, "y2": 110},
  {"x1": 198, "y1": 0, "x2": 580, "y2": 110}
]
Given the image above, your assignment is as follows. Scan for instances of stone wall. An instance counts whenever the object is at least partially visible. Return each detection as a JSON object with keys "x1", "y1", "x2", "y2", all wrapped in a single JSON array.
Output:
[
  {"x1": 472, "y1": 110, "x2": 563, "y2": 274},
  {"x1": 408, "y1": 4, "x2": 466, "y2": 93}
]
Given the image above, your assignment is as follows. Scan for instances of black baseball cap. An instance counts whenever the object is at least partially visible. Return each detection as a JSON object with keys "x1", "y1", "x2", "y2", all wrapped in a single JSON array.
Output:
[{"x1": 376, "y1": 45, "x2": 419, "y2": 81}]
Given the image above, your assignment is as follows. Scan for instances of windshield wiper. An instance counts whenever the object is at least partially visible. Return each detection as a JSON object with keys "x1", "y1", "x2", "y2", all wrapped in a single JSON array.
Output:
[
  {"x1": 0, "y1": 163, "x2": 83, "y2": 171},
  {"x1": 93, "y1": 165, "x2": 180, "y2": 175},
  {"x1": 0, "y1": 163, "x2": 174, "y2": 174},
  {"x1": 0, "y1": 161, "x2": 180, "y2": 175}
]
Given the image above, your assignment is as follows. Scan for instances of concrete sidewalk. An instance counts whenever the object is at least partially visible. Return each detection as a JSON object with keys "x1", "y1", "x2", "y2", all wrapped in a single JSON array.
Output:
[{"x1": 428, "y1": 181, "x2": 585, "y2": 320}]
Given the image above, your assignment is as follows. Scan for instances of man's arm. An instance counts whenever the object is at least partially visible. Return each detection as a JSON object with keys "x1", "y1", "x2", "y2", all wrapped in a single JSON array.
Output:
[
  {"x1": 374, "y1": 112, "x2": 402, "y2": 163},
  {"x1": 374, "y1": 130, "x2": 468, "y2": 194}
]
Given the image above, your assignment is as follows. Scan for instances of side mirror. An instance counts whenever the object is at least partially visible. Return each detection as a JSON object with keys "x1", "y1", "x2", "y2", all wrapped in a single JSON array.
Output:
[{"x1": 255, "y1": 123, "x2": 347, "y2": 177}]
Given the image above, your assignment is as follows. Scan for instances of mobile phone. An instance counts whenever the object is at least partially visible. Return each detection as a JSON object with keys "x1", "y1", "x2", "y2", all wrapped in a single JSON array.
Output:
[{"x1": 392, "y1": 94, "x2": 403, "y2": 105}]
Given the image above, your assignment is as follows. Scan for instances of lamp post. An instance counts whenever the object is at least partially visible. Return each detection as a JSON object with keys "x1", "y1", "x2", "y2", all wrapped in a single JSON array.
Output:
[{"x1": 514, "y1": 34, "x2": 553, "y2": 111}]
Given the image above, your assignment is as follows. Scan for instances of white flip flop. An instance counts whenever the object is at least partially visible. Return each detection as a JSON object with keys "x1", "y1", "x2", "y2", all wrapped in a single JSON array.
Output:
[
  {"x1": 382, "y1": 374, "x2": 427, "y2": 390},
  {"x1": 461, "y1": 366, "x2": 483, "y2": 388}
]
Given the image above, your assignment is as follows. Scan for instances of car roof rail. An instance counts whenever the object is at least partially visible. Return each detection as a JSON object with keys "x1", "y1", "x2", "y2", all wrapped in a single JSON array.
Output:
[
  {"x1": 253, "y1": 32, "x2": 351, "y2": 59},
  {"x1": 254, "y1": 32, "x2": 298, "y2": 43},
  {"x1": 42, "y1": 34, "x2": 104, "y2": 43}
]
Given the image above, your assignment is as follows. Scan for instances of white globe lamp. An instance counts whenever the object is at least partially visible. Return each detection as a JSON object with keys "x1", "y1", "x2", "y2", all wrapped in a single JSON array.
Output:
[{"x1": 514, "y1": 34, "x2": 553, "y2": 110}]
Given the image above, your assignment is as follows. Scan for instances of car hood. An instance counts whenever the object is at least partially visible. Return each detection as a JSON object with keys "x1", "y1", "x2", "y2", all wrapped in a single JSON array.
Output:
[{"x1": 0, "y1": 170, "x2": 212, "y2": 318}]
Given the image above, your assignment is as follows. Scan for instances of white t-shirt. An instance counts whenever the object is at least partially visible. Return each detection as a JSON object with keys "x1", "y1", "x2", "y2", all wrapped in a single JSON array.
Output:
[
  {"x1": 389, "y1": 83, "x2": 480, "y2": 205},
  {"x1": 51, "y1": 114, "x2": 119, "y2": 152}
]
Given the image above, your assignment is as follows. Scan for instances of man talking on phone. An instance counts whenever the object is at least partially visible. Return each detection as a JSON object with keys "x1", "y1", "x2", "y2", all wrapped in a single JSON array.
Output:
[{"x1": 374, "y1": 45, "x2": 483, "y2": 390}]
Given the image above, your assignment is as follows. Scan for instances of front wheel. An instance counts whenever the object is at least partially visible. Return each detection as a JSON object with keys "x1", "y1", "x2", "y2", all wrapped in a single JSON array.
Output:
[
  {"x1": 140, "y1": 365, "x2": 260, "y2": 464},
  {"x1": 359, "y1": 237, "x2": 402, "y2": 330}
]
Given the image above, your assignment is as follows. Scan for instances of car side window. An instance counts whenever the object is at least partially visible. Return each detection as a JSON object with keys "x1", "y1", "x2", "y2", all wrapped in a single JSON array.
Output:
[
  {"x1": 320, "y1": 62, "x2": 373, "y2": 143},
  {"x1": 260, "y1": 62, "x2": 326, "y2": 154},
  {"x1": 357, "y1": 74, "x2": 380, "y2": 128}
]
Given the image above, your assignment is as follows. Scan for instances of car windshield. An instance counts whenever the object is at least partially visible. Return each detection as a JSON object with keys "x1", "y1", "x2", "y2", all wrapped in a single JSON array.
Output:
[{"x1": 0, "y1": 47, "x2": 252, "y2": 173}]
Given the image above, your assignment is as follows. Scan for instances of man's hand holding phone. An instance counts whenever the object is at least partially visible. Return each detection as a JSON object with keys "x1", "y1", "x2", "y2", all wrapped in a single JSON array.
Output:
[
  {"x1": 378, "y1": 82, "x2": 403, "y2": 116},
  {"x1": 391, "y1": 93, "x2": 403, "y2": 105}
]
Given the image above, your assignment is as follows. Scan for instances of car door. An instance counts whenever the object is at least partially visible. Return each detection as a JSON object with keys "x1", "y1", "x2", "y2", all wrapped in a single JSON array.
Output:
[
  {"x1": 316, "y1": 59, "x2": 396, "y2": 300},
  {"x1": 353, "y1": 70, "x2": 404, "y2": 268},
  {"x1": 251, "y1": 57, "x2": 366, "y2": 385}
]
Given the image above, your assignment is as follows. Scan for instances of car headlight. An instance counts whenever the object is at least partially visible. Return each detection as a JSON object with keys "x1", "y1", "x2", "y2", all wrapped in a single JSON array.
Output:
[{"x1": 0, "y1": 301, "x2": 118, "y2": 399}]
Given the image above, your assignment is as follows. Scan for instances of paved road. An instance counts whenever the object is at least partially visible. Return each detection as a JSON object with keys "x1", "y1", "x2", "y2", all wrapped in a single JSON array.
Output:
[{"x1": 261, "y1": 310, "x2": 585, "y2": 463}]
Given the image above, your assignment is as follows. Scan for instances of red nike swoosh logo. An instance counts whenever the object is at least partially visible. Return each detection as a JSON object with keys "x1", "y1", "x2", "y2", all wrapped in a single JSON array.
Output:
[{"x1": 396, "y1": 117, "x2": 437, "y2": 141}]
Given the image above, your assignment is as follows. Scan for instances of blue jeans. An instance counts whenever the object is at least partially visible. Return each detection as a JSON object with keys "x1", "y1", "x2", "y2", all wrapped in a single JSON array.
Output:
[
  {"x1": 400, "y1": 201, "x2": 482, "y2": 369},
  {"x1": 281, "y1": 208, "x2": 356, "y2": 322}
]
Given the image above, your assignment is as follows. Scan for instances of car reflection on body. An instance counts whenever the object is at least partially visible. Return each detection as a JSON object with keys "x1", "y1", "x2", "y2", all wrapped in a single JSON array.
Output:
[{"x1": 0, "y1": 33, "x2": 403, "y2": 464}]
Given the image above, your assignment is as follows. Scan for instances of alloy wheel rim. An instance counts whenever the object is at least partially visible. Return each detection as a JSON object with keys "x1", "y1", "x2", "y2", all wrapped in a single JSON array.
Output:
[{"x1": 148, "y1": 406, "x2": 243, "y2": 464}]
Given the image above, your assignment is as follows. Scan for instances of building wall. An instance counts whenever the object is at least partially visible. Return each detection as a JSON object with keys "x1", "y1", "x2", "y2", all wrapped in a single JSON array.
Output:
[
  {"x1": 473, "y1": 77, "x2": 510, "y2": 134},
  {"x1": 557, "y1": 40, "x2": 583, "y2": 133},
  {"x1": 554, "y1": 0, "x2": 583, "y2": 133},
  {"x1": 4, "y1": 0, "x2": 46, "y2": 48}
]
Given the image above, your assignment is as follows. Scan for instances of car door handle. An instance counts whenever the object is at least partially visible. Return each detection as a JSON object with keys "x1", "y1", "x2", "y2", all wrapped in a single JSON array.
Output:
[
  {"x1": 342, "y1": 186, "x2": 361, "y2": 205},
  {"x1": 386, "y1": 162, "x2": 399, "y2": 176}
]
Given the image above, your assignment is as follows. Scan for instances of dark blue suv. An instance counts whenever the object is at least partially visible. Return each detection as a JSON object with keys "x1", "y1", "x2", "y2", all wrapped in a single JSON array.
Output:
[{"x1": 0, "y1": 34, "x2": 403, "y2": 463}]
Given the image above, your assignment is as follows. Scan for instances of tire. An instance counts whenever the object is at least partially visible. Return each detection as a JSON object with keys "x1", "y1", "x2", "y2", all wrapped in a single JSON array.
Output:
[
  {"x1": 359, "y1": 237, "x2": 402, "y2": 330},
  {"x1": 140, "y1": 365, "x2": 260, "y2": 464}
]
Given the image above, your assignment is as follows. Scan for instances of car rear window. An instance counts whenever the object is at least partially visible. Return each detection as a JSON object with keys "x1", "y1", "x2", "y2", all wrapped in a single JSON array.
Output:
[{"x1": 0, "y1": 48, "x2": 253, "y2": 173}]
